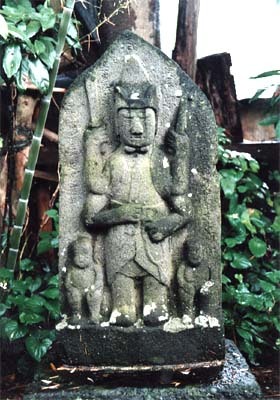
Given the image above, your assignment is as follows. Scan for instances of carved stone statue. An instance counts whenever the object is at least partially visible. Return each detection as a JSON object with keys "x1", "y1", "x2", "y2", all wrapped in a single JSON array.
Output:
[
  {"x1": 83, "y1": 58, "x2": 191, "y2": 327},
  {"x1": 65, "y1": 235, "x2": 103, "y2": 323},
  {"x1": 58, "y1": 31, "x2": 224, "y2": 373}
]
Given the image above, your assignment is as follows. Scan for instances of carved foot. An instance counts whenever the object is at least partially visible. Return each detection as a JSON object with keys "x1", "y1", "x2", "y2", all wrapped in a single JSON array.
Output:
[
  {"x1": 143, "y1": 303, "x2": 169, "y2": 326},
  {"x1": 109, "y1": 308, "x2": 137, "y2": 327}
]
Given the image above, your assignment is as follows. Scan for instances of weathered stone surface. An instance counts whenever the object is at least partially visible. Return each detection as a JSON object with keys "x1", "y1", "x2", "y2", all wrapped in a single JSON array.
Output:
[
  {"x1": 23, "y1": 341, "x2": 262, "y2": 400},
  {"x1": 58, "y1": 31, "x2": 223, "y2": 371}
]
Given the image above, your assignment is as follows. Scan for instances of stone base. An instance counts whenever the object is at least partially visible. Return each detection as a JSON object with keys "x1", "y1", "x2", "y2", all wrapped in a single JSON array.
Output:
[
  {"x1": 24, "y1": 341, "x2": 262, "y2": 400},
  {"x1": 55, "y1": 324, "x2": 224, "y2": 371}
]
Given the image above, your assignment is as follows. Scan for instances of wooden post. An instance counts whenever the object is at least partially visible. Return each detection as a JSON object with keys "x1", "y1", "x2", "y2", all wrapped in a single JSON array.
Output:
[
  {"x1": 172, "y1": 0, "x2": 200, "y2": 80},
  {"x1": 97, "y1": 0, "x2": 160, "y2": 55},
  {"x1": 196, "y1": 52, "x2": 243, "y2": 143}
]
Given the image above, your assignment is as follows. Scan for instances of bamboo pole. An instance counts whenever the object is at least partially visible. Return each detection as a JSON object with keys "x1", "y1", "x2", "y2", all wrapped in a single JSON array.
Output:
[{"x1": 6, "y1": 0, "x2": 75, "y2": 269}]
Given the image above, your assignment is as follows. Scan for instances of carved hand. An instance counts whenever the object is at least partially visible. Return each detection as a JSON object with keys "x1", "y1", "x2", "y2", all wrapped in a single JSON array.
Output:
[
  {"x1": 116, "y1": 204, "x2": 142, "y2": 224},
  {"x1": 144, "y1": 219, "x2": 169, "y2": 243}
]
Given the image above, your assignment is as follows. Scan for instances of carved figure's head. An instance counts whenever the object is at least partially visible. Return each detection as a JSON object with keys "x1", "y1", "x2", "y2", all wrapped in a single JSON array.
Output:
[
  {"x1": 73, "y1": 235, "x2": 92, "y2": 269},
  {"x1": 113, "y1": 55, "x2": 158, "y2": 148}
]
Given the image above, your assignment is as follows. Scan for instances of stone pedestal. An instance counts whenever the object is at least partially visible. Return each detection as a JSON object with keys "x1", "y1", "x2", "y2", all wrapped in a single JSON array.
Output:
[{"x1": 23, "y1": 341, "x2": 262, "y2": 400}]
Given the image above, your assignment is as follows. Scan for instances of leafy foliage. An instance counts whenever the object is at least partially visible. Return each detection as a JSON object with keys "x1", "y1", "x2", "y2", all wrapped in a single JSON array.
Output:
[
  {"x1": 0, "y1": 208, "x2": 60, "y2": 364},
  {"x1": 250, "y1": 70, "x2": 280, "y2": 139},
  {"x1": 218, "y1": 128, "x2": 280, "y2": 363},
  {"x1": 0, "y1": 0, "x2": 80, "y2": 93}
]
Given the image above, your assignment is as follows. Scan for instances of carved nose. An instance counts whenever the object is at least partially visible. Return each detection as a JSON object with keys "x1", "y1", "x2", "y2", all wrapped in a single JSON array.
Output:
[{"x1": 131, "y1": 118, "x2": 144, "y2": 135}]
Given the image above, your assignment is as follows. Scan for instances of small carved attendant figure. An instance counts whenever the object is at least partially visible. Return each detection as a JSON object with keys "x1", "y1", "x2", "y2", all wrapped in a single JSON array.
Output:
[{"x1": 65, "y1": 235, "x2": 103, "y2": 324}]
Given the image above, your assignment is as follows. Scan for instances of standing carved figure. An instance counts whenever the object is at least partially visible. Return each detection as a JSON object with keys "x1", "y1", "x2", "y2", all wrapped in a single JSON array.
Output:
[
  {"x1": 65, "y1": 235, "x2": 103, "y2": 323},
  {"x1": 84, "y1": 57, "x2": 191, "y2": 327}
]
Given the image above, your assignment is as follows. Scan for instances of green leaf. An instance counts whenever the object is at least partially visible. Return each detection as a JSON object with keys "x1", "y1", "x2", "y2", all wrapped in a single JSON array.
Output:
[
  {"x1": 26, "y1": 20, "x2": 41, "y2": 38},
  {"x1": 259, "y1": 114, "x2": 279, "y2": 126},
  {"x1": 276, "y1": 119, "x2": 280, "y2": 140},
  {"x1": 37, "y1": 5, "x2": 56, "y2": 31},
  {"x1": 21, "y1": 295, "x2": 46, "y2": 314},
  {"x1": 251, "y1": 70, "x2": 280, "y2": 79},
  {"x1": 26, "y1": 276, "x2": 42, "y2": 293},
  {"x1": 48, "y1": 274, "x2": 59, "y2": 287},
  {"x1": 19, "y1": 312, "x2": 44, "y2": 325},
  {"x1": 44, "y1": 299, "x2": 60, "y2": 319},
  {"x1": 236, "y1": 327, "x2": 253, "y2": 342},
  {"x1": 258, "y1": 279, "x2": 276, "y2": 293},
  {"x1": 34, "y1": 39, "x2": 46, "y2": 55},
  {"x1": 0, "y1": 303, "x2": 9, "y2": 316},
  {"x1": 250, "y1": 88, "x2": 267, "y2": 102},
  {"x1": 241, "y1": 209, "x2": 256, "y2": 233},
  {"x1": 37, "y1": 238, "x2": 53, "y2": 255},
  {"x1": 265, "y1": 270, "x2": 280, "y2": 284},
  {"x1": 25, "y1": 334, "x2": 52, "y2": 361},
  {"x1": 3, "y1": 44, "x2": 22, "y2": 78},
  {"x1": 19, "y1": 258, "x2": 35, "y2": 271},
  {"x1": 0, "y1": 15, "x2": 8, "y2": 39},
  {"x1": 28, "y1": 58, "x2": 49, "y2": 93},
  {"x1": 15, "y1": 57, "x2": 29, "y2": 92},
  {"x1": 4, "y1": 320, "x2": 28, "y2": 341},
  {"x1": 248, "y1": 237, "x2": 267, "y2": 258},
  {"x1": 41, "y1": 288, "x2": 59, "y2": 300},
  {"x1": 231, "y1": 252, "x2": 252, "y2": 269},
  {"x1": 38, "y1": 37, "x2": 56, "y2": 69},
  {"x1": 0, "y1": 268, "x2": 13, "y2": 280}
]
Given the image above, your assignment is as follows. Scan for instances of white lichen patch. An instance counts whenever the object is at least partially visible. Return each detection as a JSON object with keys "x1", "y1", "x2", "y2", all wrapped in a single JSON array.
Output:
[
  {"x1": 100, "y1": 321, "x2": 110, "y2": 327},
  {"x1": 164, "y1": 317, "x2": 192, "y2": 333},
  {"x1": 130, "y1": 92, "x2": 140, "y2": 100},
  {"x1": 0, "y1": 281, "x2": 7, "y2": 290},
  {"x1": 55, "y1": 314, "x2": 68, "y2": 331},
  {"x1": 194, "y1": 315, "x2": 209, "y2": 328},
  {"x1": 182, "y1": 314, "x2": 194, "y2": 329},
  {"x1": 165, "y1": 122, "x2": 171, "y2": 128},
  {"x1": 200, "y1": 280, "x2": 214, "y2": 294},
  {"x1": 208, "y1": 317, "x2": 220, "y2": 328},
  {"x1": 162, "y1": 156, "x2": 169, "y2": 169},
  {"x1": 158, "y1": 313, "x2": 169, "y2": 322},
  {"x1": 61, "y1": 266, "x2": 67, "y2": 273},
  {"x1": 134, "y1": 319, "x2": 144, "y2": 328},
  {"x1": 194, "y1": 314, "x2": 220, "y2": 328},
  {"x1": 175, "y1": 89, "x2": 183, "y2": 97},
  {"x1": 76, "y1": 325, "x2": 81, "y2": 330},
  {"x1": 143, "y1": 302, "x2": 157, "y2": 316},
  {"x1": 187, "y1": 193, "x2": 193, "y2": 198},
  {"x1": 109, "y1": 309, "x2": 122, "y2": 324},
  {"x1": 84, "y1": 288, "x2": 89, "y2": 293},
  {"x1": 67, "y1": 324, "x2": 76, "y2": 330},
  {"x1": 191, "y1": 168, "x2": 198, "y2": 175}
]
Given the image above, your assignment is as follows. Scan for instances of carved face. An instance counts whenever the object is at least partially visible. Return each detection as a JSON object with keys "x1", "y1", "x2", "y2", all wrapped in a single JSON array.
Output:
[
  {"x1": 116, "y1": 108, "x2": 156, "y2": 148},
  {"x1": 73, "y1": 239, "x2": 92, "y2": 269}
]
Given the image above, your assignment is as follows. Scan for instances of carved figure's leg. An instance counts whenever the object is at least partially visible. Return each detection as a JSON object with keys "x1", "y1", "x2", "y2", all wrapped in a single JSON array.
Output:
[
  {"x1": 143, "y1": 276, "x2": 169, "y2": 326},
  {"x1": 87, "y1": 288, "x2": 103, "y2": 324},
  {"x1": 68, "y1": 287, "x2": 83, "y2": 323},
  {"x1": 109, "y1": 271, "x2": 137, "y2": 327},
  {"x1": 177, "y1": 264, "x2": 195, "y2": 321}
]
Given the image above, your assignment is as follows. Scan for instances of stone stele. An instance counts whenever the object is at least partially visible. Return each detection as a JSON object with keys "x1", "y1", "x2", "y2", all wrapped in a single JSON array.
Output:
[{"x1": 57, "y1": 31, "x2": 224, "y2": 377}]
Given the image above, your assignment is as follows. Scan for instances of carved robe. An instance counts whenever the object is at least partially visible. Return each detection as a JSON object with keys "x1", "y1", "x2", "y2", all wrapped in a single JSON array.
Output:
[{"x1": 102, "y1": 147, "x2": 172, "y2": 286}]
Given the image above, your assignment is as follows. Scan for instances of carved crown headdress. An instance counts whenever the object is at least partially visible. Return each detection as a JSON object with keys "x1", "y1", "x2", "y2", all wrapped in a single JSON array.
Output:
[{"x1": 114, "y1": 55, "x2": 158, "y2": 111}]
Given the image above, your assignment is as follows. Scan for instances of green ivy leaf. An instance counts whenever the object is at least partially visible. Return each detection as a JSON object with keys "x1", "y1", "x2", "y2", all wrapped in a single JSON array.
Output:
[
  {"x1": 37, "y1": 5, "x2": 56, "y2": 31},
  {"x1": 34, "y1": 39, "x2": 46, "y2": 55},
  {"x1": 20, "y1": 295, "x2": 46, "y2": 314},
  {"x1": 4, "y1": 320, "x2": 28, "y2": 341},
  {"x1": 248, "y1": 237, "x2": 267, "y2": 258},
  {"x1": 236, "y1": 327, "x2": 253, "y2": 342},
  {"x1": 0, "y1": 303, "x2": 9, "y2": 316},
  {"x1": 28, "y1": 58, "x2": 49, "y2": 93},
  {"x1": 15, "y1": 57, "x2": 29, "y2": 92},
  {"x1": 3, "y1": 44, "x2": 22, "y2": 78},
  {"x1": 48, "y1": 274, "x2": 59, "y2": 287},
  {"x1": 0, "y1": 268, "x2": 13, "y2": 280},
  {"x1": 0, "y1": 15, "x2": 8, "y2": 39},
  {"x1": 25, "y1": 20, "x2": 41, "y2": 38},
  {"x1": 258, "y1": 279, "x2": 276, "y2": 293},
  {"x1": 241, "y1": 209, "x2": 257, "y2": 233},
  {"x1": 19, "y1": 312, "x2": 45, "y2": 325},
  {"x1": 38, "y1": 37, "x2": 56, "y2": 69},
  {"x1": 271, "y1": 215, "x2": 280, "y2": 233},
  {"x1": 25, "y1": 334, "x2": 52, "y2": 361},
  {"x1": 231, "y1": 252, "x2": 252, "y2": 269},
  {"x1": 19, "y1": 258, "x2": 35, "y2": 271},
  {"x1": 41, "y1": 288, "x2": 59, "y2": 300}
]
